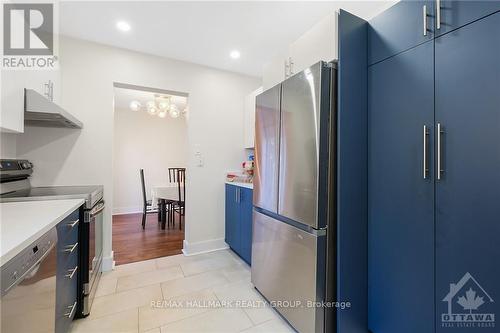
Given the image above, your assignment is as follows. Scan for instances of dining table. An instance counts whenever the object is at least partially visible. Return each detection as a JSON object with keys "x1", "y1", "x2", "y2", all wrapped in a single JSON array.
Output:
[{"x1": 151, "y1": 184, "x2": 183, "y2": 229}]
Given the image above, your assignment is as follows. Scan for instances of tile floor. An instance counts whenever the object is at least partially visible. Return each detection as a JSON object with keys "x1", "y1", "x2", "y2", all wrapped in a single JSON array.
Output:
[{"x1": 70, "y1": 249, "x2": 295, "y2": 333}]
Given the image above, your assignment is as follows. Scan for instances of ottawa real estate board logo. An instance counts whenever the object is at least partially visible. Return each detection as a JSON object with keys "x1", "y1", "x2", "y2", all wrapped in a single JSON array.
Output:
[
  {"x1": 2, "y1": 2, "x2": 58, "y2": 69},
  {"x1": 442, "y1": 272, "x2": 495, "y2": 329}
]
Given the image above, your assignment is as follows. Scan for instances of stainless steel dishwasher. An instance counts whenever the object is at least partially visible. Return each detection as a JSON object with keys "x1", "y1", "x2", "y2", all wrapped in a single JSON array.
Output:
[{"x1": 1, "y1": 228, "x2": 58, "y2": 333}]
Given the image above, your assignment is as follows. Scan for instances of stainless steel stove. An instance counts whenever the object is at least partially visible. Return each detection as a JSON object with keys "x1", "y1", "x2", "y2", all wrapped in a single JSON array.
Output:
[
  {"x1": 1, "y1": 185, "x2": 103, "y2": 209},
  {"x1": 0, "y1": 159, "x2": 104, "y2": 318},
  {"x1": 1, "y1": 160, "x2": 102, "y2": 209}
]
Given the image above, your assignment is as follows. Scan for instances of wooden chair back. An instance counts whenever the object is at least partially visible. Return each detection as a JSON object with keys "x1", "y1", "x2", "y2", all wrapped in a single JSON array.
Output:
[
  {"x1": 168, "y1": 168, "x2": 186, "y2": 204},
  {"x1": 140, "y1": 169, "x2": 147, "y2": 208}
]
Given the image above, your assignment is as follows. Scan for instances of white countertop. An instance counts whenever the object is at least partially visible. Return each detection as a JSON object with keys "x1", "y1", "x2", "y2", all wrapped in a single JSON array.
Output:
[
  {"x1": 0, "y1": 199, "x2": 84, "y2": 267},
  {"x1": 225, "y1": 181, "x2": 253, "y2": 189}
]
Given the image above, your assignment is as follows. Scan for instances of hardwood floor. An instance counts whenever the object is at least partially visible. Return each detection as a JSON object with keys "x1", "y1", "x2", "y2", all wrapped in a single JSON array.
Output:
[{"x1": 112, "y1": 212, "x2": 184, "y2": 266}]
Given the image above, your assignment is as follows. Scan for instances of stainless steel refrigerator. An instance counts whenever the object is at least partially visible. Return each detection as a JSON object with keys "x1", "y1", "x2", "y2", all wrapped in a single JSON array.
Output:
[{"x1": 252, "y1": 61, "x2": 336, "y2": 333}]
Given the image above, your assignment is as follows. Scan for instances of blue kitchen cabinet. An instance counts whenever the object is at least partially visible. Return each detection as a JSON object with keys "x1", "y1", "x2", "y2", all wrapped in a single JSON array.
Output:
[
  {"x1": 435, "y1": 1, "x2": 500, "y2": 37},
  {"x1": 368, "y1": 40, "x2": 435, "y2": 333},
  {"x1": 368, "y1": 0, "x2": 434, "y2": 65},
  {"x1": 225, "y1": 184, "x2": 253, "y2": 265},
  {"x1": 435, "y1": 12, "x2": 500, "y2": 332},
  {"x1": 239, "y1": 187, "x2": 253, "y2": 264},
  {"x1": 56, "y1": 207, "x2": 80, "y2": 333},
  {"x1": 225, "y1": 184, "x2": 241, "y2": 255}
]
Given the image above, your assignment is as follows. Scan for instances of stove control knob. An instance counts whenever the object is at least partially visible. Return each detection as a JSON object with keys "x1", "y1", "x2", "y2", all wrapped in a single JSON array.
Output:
[
  {"x1": 21, "y1": 162, "x2": 32, "y2": 169},
  {"x1": 11, "y1": 271, "x2": 18, "y2": 281}
]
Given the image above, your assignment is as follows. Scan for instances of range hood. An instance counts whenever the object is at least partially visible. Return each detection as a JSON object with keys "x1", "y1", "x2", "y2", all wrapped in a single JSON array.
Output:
[{"x1": 24, "y1": 89, "x2": 83, "y2": 129}]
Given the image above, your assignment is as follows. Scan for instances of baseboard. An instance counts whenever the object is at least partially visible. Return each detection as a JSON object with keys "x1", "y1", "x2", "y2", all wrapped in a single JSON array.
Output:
[
  {"x1": 102, "y1": 251, "x2": 115, "y2": 272},
  {"x1": 182, "y1": 238, "x2": 229, "y2": 256},
  {"x1": 112, "y1": 206, "x2": 143, "y2": 215}
]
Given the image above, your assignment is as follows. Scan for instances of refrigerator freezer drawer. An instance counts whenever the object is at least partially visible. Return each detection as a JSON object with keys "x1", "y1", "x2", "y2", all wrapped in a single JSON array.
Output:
[{"x1": 251, "y1": 210, "x2": 325, "y2": 333}]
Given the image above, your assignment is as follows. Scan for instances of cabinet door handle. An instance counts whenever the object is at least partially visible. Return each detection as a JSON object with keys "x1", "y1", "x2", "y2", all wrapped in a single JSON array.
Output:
[
  {"x1": 437, "y1": 123, "x2": 444, "y2": 180},
  {"x1": 65, "y1": 266, "x2": 78, "y2": 279},
  {"x1": 67, "y1": 219, "x2": 79, "y2": 228},
  {"x1": 436, "y1": 0, "x2": 441, "y2": 30},
  {"x1": 64, "y1": 242, "x2": 78, "y2": 253},
  {"x1": 423, "y1": 125, "x2": 429, "y2": 179},
  {"x1": 44, "y1": 82, "x2": 50, "y2": 99},
  {"x1": 423, "y1": 5, "x2": 428, "y2": 36},
  {"x1": 65, "y1": 301, "x2": 77, "y2": 318},
  {"x1": 50, "y1": 81, "x2": 54, "y2": 101}
]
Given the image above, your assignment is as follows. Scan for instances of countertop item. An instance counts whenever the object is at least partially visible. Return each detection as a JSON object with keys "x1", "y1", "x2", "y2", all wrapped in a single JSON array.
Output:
[
  {"x1": 225, "y1": 181, "x2": 253, "y2": 189},
  {"x1": 0, "y1": 199, "x2": 84, "y2": 267}
]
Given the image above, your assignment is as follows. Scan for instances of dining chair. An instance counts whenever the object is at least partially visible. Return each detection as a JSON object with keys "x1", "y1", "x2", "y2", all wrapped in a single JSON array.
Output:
[
  {"x1": 140, "y1": 169, "x2": 159, "y2": 229},
  {"x1": 168, "y1": 168, "x2": 186, "y2": 230}
]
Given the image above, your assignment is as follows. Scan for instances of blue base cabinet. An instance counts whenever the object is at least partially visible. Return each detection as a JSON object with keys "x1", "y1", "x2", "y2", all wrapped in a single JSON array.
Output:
[{"x1": 225, "y1": 184, "x2": 253, "y2": 265}]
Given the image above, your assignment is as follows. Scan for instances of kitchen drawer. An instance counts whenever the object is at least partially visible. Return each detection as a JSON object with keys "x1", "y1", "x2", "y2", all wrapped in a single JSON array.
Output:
[
  {"x1": 56, "y1": 217, "x2": 79, "y2": 333},
  {"x1": 55, "y1": 268, "x2": 77, "y2": 333},
  {"x1": 56, "y1": 208, "x2": 80, "y2": 244}
]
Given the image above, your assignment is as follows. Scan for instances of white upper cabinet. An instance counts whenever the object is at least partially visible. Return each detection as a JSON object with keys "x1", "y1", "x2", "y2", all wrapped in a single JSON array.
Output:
[
  {"x1": 1, "y1": 68, "x2": 61, "y2": 133},
  {"x1": 289, "y1": 13, "x2": 338, "y2": 75},
  {"x1": 243, "y1": 87, "x2": 264, "y2": 148},
  {"x1": 262, "y1": 50, "x2": 289, "y2": 91},
  {"x1": 262, "y1": 12, "x2": 338, "y2": 90},
  {"x1": 1, "y1": 70, "x2": 26, "y2": 133}
]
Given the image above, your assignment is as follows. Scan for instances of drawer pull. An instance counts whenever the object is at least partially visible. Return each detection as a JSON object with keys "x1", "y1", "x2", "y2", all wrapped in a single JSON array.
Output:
[
  {"x1": 67, "y1": 219, "x2": 79, "y2": 228},
  {"x1": 66, "y1": 266, "x2": 78, "y2": 279},
  {"x1": 65, "y1": 301, "x2": 77, "y2": 318},
  {"x1": 64, "y1": 242, "x2": 78, "y2": 253}
]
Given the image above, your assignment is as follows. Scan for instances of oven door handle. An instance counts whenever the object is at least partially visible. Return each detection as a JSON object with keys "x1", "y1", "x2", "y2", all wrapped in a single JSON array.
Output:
[{"x1": 89, "y1": 201, "x2": 105, "y2": 219}]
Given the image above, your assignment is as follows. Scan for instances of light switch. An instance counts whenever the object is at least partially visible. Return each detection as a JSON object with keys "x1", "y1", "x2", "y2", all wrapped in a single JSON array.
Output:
[{"x1": 194, "y1": 144, "x2": 203, "y2": 167}]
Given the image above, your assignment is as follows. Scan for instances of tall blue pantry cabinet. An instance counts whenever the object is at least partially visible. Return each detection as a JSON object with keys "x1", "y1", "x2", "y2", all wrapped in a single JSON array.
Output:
[
  {"x1": 368, "y1": 40, "x2": 436, "y2": 333},
  {"x1": 368, "y1": 1, "x2": 500, "y2": 332},
  {"x1": 434, "y1": 12, "x2": 500, "y2": 333}
]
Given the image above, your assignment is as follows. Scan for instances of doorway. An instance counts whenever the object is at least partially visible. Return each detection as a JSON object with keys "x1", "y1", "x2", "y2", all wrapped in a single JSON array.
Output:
[{"x1": 112, "y1": 83, "x2": 188, "y2": 265}]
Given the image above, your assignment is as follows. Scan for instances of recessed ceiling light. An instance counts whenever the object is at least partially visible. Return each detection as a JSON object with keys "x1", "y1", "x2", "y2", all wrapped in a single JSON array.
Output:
[
  {"x1": 230, "y1": 50, "x2": 241, "y2": 59},
  {"x1": 116, "y1": 21, "x2": 131, "y2": 32}
]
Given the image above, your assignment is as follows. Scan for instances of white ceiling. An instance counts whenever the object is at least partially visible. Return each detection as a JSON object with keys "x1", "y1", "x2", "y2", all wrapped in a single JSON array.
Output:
[
  {"x1": 114, "y1": 87, "x2": 188, "y2": 112},
  {"x1": 60, "y1": 1, "x2": 396, "y2": 77}
]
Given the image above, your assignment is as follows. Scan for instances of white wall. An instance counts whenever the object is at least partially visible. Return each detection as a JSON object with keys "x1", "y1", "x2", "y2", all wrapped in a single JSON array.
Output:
[
  {"x1": 16, "y1": 37, "x2": 261, "y2": 268},
  {"x1": 1, "y1": 133, "x2": 17, "y2": 158},
  {"x1": 113, "y1": 106, "x2": 188, "y2": 214}
]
